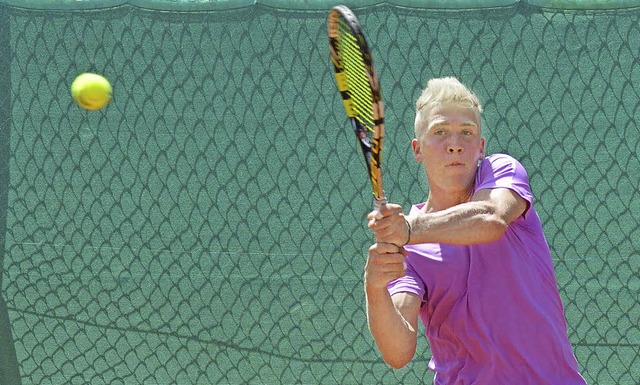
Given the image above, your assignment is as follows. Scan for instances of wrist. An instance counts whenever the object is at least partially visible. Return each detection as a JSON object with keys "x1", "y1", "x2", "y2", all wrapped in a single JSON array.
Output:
[
  {"x1": 364, "y1": 283, "x2": 391, "y2": 304},
  {"x1": 403, "y1": 217, "x2": 412, "y2": 246}
]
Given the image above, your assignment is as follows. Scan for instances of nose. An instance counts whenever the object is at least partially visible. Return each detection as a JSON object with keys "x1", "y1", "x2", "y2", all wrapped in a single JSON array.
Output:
[{"x1": 447, "y1": 142, "x2": 463, "y2": 153}]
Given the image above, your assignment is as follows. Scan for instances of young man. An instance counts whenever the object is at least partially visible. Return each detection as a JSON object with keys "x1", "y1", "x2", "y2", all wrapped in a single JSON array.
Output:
[{"x1": 365, "y1": 77, "x2": 586, "y2": 384}]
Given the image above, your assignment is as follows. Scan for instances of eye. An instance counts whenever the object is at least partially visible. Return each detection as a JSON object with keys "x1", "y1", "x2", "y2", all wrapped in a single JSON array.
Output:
[{"x1": 462, "y1": 129, "x2": 476, "y2": 136}]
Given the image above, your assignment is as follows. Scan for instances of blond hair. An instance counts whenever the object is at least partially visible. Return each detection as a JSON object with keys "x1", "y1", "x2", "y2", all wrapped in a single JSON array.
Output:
[{"x1": 414, "y1": 77, "x2": 483, "y2": 138}]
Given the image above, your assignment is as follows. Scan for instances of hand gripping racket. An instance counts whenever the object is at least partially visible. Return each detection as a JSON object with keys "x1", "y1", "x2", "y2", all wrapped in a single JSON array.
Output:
[{"x1": 328, "y1": 5, "x2": 387, "y2": 214}]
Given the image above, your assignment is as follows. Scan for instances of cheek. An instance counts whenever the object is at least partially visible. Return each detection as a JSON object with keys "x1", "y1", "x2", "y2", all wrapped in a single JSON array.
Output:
[
  {"x1": 421, "y1": 146, "x2": 442, "y2": 165},
  {"x1": 474, "y1": 140, "x2": 485, "y2": 159},
  {"x1": 424, "y1": 140, "x2": 445, "y2": 156}
]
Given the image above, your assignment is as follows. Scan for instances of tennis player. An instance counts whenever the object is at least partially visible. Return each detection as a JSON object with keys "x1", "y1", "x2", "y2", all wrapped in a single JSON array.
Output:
[{"x1": 365, "y1": 77, "x2": 587, "y2": 384}]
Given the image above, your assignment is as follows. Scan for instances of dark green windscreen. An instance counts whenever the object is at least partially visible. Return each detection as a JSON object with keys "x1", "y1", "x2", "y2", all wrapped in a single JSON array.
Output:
[{"x1": 0, "y1": 2, "x2": 638, "y2": 384}]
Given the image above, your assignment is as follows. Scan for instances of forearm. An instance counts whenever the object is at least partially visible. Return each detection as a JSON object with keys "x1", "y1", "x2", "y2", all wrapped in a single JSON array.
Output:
[
  {"x1": 365, "y1": 286, "x2": 417, "y2": 368},
  {"x1": 408, "y1": 201, "x2": 507, "y2": 245}
]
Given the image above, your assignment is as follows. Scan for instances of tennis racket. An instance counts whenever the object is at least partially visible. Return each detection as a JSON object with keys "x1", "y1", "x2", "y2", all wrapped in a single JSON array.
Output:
[{"x1": 328, "y1": 5, "x2": 387, "y2": 213}]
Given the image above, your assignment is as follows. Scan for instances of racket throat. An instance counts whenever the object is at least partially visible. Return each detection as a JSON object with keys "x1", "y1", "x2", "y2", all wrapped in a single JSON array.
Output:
[
  {"x1": 351, "y1": 119, "x2": 372, "y2": 149},
  {"x1": 351, "y1": 119, "x2": 374, "y2": 172}
]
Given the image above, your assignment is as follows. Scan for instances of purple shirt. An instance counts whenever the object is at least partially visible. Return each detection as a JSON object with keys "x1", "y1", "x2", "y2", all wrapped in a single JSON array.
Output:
[{"x1": 388, "y1": 154, "x2": 586, "y2": 384}]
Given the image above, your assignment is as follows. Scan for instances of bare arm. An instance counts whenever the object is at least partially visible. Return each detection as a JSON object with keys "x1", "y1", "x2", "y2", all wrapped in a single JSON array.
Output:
[
  {"x1": 409, "y1": 188, "x2": 527, "y2": 245},
  {"x1": 364, "y1": 242, "x2": 422, "y2": 368},
  {"x1": 370, "y1": 188, "x2": 528, "y2": 246}
]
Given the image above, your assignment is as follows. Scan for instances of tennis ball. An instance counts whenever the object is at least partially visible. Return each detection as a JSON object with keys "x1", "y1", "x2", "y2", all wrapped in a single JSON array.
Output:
[{"x1": 71, "y1": 73, "x2": 112, "y2": 110}]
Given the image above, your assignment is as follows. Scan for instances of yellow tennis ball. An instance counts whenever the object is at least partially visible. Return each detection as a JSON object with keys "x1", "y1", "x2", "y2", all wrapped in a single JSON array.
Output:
[{"x1": 71, "y1": 73, "x2": 112, "y2": 110}]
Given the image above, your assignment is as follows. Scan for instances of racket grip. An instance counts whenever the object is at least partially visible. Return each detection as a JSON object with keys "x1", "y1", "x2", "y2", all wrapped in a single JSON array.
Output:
[{"x1": 372, "y1": 196, "x2": 387, "y2": 219}]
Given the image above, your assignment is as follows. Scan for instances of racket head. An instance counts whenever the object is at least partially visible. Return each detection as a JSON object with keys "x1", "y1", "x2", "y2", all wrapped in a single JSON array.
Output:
[{"x1": 328, "y1": 5, "x2": 386, "y2": 208}]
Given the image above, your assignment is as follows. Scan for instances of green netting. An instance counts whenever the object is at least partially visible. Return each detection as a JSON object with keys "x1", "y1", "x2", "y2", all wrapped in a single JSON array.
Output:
[
  {"x1": 2, "y1": 0, "x2": 640, "y2": 11},
  {"x1": 0, "y1": 2, "x2": 639, "y2": 385}
]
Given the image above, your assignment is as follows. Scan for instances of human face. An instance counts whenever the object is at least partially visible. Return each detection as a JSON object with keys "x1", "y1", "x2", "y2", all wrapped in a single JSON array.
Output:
[{"x1": 412, "y1": 103, "x2": 485, "y2": 196}]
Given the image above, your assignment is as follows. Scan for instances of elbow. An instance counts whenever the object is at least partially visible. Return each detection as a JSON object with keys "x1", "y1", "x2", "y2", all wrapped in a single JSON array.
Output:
[
  {"x1": 482, "y1": 216, "x2": 509, "y2": 243},
  {"x1": 471, "y1": 201, "x2": 511, "y2": 244},
  {"x1": 382, "y1": 350, "x2": 415, "y2": 369},
  {"x1": 384, "y1": 356, "x2": 411, "y2": 370}
]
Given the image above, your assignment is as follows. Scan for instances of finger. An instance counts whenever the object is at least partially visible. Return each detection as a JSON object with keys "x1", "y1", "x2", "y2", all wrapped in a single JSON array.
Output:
[
  {"x1": 366, "y1": 256, "x2": 407, "y2": 282},
  {"x1": 366, "y1": 244, "x2": 407, "y2": 286},
  {"x1": 372, "y1": 224, "x2": 404, "y2": 246},
  {"x1": 378, "y1": 203, "x2": 403, "y2": 217},
  {"x1": 366, "y1": 256, "x2": 406, "y2": 276},
  {"x1": 369, "y1": 254, "x2": 405, "y2": 269},
  {"x1": 368, "y1": 214, "x2": 399, "y2": 233},
  {"x1": 370, "y1": 242, "x2": 403, "y2": 254},
  {"x1": 368, "y1": 203, "x2": 403, "y2": 221},
  {"x1": 367, "y1": 210, "x2": 381, "y2": 225}
]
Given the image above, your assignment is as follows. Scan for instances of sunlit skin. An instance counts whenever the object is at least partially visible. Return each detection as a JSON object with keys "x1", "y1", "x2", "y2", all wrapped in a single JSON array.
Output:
[{"x1": 412, "y1": 103, "x2": 485, "y2": 211}]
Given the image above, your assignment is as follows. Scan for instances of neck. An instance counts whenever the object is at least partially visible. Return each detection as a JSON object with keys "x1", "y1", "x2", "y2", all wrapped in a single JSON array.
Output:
[{"x1": 423, "y1": 187, "x2": 473, "y2": 212}]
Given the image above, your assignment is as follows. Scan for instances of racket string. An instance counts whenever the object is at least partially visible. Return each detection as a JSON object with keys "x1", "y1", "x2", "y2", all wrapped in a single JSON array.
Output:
[{"x1": 338, "y1": 24, "x2": 375, "y2": 131}]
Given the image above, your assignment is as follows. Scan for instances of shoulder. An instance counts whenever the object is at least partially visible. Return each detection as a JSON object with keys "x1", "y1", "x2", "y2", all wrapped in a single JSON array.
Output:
[
  {"x1": 475, "y1": 153, "x2": 534, "y2": 208},
  {"x1": 481, "y1": 153, "x2": 526, "y2": 172},
  {"x1": 477, "y1": 153, "x2": 530, "y2": 184}
]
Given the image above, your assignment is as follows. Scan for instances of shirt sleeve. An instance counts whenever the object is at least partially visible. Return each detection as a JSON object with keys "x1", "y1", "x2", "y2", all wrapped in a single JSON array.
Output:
[
  {"x1": 387, "y1": 257, "x2": 427, "y2": 303},
  {"x1": 473, "y1": 153, "x2": 534, "y2": 218}
]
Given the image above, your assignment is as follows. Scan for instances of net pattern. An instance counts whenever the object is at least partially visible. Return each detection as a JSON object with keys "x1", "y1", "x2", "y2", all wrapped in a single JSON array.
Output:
[{"x1": 0, "y1": 3, "x2": 638, "y2": 384}]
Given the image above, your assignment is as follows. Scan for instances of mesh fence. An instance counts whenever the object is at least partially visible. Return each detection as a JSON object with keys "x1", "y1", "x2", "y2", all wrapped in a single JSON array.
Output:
[{"x1": 0, "y1": 2, "x2": 639, "y2": 384}]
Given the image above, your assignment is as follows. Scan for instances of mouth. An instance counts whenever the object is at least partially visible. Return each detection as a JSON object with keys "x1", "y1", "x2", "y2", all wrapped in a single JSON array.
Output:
[{"x1": 446, "y1": 161, "x2": 465, "y2": 167}]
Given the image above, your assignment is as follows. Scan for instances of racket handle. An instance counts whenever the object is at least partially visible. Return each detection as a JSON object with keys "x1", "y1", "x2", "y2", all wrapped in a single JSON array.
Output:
[{"x1": 372, "y1": 196, "x2": 387, "y2": 219}]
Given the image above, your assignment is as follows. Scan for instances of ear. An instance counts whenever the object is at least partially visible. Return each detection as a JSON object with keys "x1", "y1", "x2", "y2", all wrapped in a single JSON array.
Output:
[
  {"x1": 412, "y1": 138, "x2": 423, "y2": 162},
  {"x1": 479, "y1": 137, "x2": 486, "y2": 161}
]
